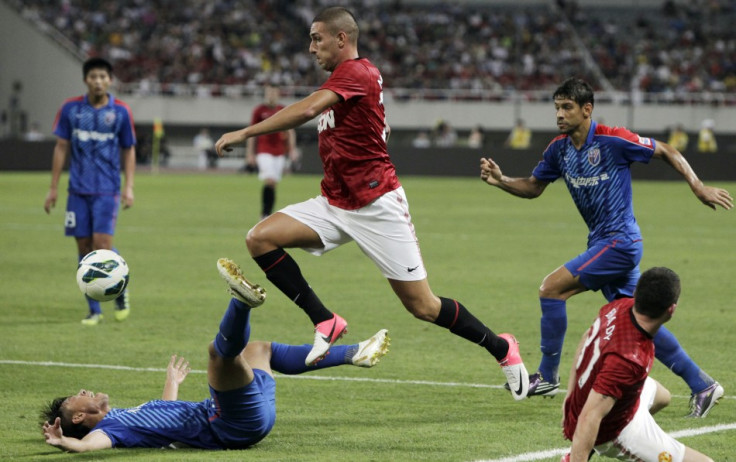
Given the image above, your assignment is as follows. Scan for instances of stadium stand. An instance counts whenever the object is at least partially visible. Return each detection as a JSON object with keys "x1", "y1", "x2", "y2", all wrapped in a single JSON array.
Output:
[{"x1": 8, "y1": 0, "x2": 736, "y2": 101}]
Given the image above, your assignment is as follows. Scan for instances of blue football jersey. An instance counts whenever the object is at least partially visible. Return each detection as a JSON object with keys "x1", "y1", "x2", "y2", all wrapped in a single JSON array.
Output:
[
  {"x1": 532, "y1": 121, "x2": 655, "y2": 243},
  {"x1": 91, "y1": 399, "x2": 222, "y2": 449},
  {"x1": 52, "y1": 93, "x2": 136, "y2": 195}
]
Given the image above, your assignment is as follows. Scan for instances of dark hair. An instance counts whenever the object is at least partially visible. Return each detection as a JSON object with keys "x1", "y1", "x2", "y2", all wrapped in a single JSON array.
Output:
[
  {"x1": 634, "y1": 267, "x2": 681, "y2": 318},
  {"x1": 40, "y1": 397, "x2": 92, "y2": 440},
  {"x1": 83, "y1": 57, "x2": 113, "y2": 79},
  {"x1": 553, "y1": 77, "x2": 594, "y2": 108},
  {"x1": 313, "y1": 7, "x2": 359, "y2": 42}
]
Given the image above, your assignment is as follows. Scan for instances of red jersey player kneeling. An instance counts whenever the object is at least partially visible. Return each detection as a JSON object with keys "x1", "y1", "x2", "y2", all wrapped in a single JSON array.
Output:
[{"x1": 561, "y1": 267, "x2": 714, "y2": 462}]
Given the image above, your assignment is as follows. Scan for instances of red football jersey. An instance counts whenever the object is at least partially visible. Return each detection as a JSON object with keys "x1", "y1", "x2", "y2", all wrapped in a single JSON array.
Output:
[
  {"x1": 563, "y1": 298, "x2": 654, "y2": 445},
  {"x1": 251, "y1": 103, "x2": 288, "y2": 155},
  {"x1": 316, "y1": 58, "x2": 401, "y2": 209}
]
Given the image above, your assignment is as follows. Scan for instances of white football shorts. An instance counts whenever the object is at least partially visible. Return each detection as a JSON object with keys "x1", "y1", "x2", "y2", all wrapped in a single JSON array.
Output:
[
  {"x1": 594, "y1": 377, "x2": 685, "y2": 462},
  {"x1": 279, "y1": 187, "x2": 427, "y2": 281},
  {"x1": 256, "y1": 153, "x2": 287, "y2": 182}
]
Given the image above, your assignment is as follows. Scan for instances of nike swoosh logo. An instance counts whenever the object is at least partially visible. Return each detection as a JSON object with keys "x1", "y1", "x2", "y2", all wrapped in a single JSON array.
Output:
[
  {"x1": 320, "y1": 320, "x2": 336, "y2": 343},
  {"x1": 407, "y1": 265, "x2": 419, "y2": 272},
  {"x1": 512, "y1": 371, "x2": 523, "y2": 396}
]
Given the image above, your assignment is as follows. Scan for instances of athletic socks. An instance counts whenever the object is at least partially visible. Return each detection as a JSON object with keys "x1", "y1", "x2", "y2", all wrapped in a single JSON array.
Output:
[
  {"x1": 79, "y1": 253, "x2": 101, "y2": 315},
  {"x1": 538, "y1": 297, "x2": 567, "y2": 382},
  {"x1": 433, "y1": 297, "x2": 509, "y2": 362},
  {"x1": 253, "y1": 248, "x2": 333, "y2": 325},
  {"x1": 213, "y1": 298, "x2": 252, "y2": 358},
  {"x1": 262, "y1": 185, "x2": 275, "y2": 217},
  {"x1": 269, "y1": 342, "x2": 357, "y2": 374},
  {"x1": 654, "y1": 325, "x2": 714, "y2": 393}
]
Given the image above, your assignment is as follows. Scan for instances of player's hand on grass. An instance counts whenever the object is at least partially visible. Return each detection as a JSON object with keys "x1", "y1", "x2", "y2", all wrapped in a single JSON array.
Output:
[
  {"x1": 167, "y1": 355, "x2": 190, "y2": 386},
  {"x1": 42, "y1": 417, "x2": 64, "y2": 447},
  {"x1": 693, "y1": 184, "x2": 733, "y2": 211},
  {"x1": 480, "y1": 157, "x2": 503, "y2": 186}
]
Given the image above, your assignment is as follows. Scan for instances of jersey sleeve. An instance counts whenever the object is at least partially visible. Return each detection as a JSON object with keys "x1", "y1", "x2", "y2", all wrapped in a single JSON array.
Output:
[
  {"x1": 605, "y1": 126, "x2": 655, "y2": 164},
  {"x1": 320, "y1": 60, "x2": 370, "y2": 102},
  {"x1": 591, "y1": 354, "x2": 646, "y2": 400},
  {"x1": 52, "y1": 104, "x2": 71, "y2": 140},
  {"x1": 91, "y1": 419, "x2": 138, "y2": 448},
  {"x1": 116, "y1": 103, "x2": 137, "y2": 149},
  {"x1": 531, "y1": 140, "x2": 563, "y2": 182}
]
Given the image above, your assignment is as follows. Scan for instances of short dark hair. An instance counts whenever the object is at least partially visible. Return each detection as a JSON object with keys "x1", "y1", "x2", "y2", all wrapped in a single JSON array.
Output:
[
  {"x1": 40, "y1": 397, "x2": 92, "y2": 440},
  {"x1": 553, "y1": 77, "x2": 594, "y2": 108},
  {"x1": 634, "y1": 267, "x2": 681, "y2": 318},
  {"x1": 83, "y1": 57, "x2": 113, "y2": 79},
  {"x1": 313, "y1": 7, "x2": 359, "y2": 43}
]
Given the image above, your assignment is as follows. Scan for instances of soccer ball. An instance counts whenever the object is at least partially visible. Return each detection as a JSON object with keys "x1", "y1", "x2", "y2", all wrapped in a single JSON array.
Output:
[{"x1": 76, "y1": 249, "x2": 129, "y2": 302}]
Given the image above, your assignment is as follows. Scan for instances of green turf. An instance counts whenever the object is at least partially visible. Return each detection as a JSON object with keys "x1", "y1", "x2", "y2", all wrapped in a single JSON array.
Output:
[{"x1": 1, "y1": 172, "x2": 734, "y2": 461}]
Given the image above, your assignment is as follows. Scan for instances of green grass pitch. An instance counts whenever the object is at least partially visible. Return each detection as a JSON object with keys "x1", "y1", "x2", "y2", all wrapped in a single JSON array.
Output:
[{"x1": 1, "y1": 171, "x2": 734, "y2": 461}]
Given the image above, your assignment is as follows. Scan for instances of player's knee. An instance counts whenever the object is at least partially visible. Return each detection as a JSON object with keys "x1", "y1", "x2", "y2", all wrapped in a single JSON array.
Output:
[
  {"x1": 208, "y1": 341, "x2": 219, "y2": 360},
  {"x1": 245, "y1": 226, "x2": 266, "y2": 254},
  {"x1": 403, "y1": 299, "x2": 439, "y2": 322},
  {"x1": 539, "y1": 278, "x2": 564, "y2": 299}
]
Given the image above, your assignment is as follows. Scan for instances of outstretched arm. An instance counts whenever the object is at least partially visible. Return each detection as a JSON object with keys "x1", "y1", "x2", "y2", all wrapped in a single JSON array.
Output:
[
  {"x1": 216, "y1": 89, "x2": 340, "y2": 156},
  {"x1": 653, "y1": 140, "x2": 733, "y2": 210},
  {"x1": 162, "y1": 354, "x2": 190, "y2": 400},
  {"x1": 480, "y1": 157, "x2": 548, "y2": 198},
  {"x1": 42, "y1": 418, "x2": 112, "y2": 452}
]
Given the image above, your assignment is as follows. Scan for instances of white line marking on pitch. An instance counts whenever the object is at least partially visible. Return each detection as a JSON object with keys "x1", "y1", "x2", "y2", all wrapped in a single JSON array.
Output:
[
  {"x1": 1, "y1": 360, "x2": 733, "y2": 402},
  {"x1": 474, "y1": 423, "x2": 736, "y2": 462}
]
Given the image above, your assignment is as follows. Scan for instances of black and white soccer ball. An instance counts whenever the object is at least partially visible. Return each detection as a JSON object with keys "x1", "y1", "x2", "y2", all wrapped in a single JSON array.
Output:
[{"x1": 76, "y1": 249, "x2": 129, "y2": 302}]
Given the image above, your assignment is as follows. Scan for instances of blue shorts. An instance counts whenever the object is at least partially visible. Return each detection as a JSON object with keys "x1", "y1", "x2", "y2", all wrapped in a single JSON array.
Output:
[
  {"x1": 208, "y1": 369, "x2": 276, "y2": 449},
  {"x1": 65, "y1": 193, "x2": 120, "y2": 237},
  {"x1": 564, "y1": 233, "x2": 643, "y2": 301}
]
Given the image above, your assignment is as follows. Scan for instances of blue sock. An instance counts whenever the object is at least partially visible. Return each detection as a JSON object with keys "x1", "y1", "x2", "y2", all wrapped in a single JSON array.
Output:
[
  {"x1": 538, "y1": 298, "x2": 567, "y2": 381},
  {"x1": 79, "y1": 254, "x2": 101, "y2": 315},
  {"x1": 213, "y1": 298, "x2": 252, "y2": 358},
  {"x1": 270, "y1": 342, "x2": 357, "y2": 374},
  {"x1": 111, "y1": 247, "x2": 128, "y2": 309},
  {"x1": 654, "y1": 326, "x2": 713, "y2": 393}
]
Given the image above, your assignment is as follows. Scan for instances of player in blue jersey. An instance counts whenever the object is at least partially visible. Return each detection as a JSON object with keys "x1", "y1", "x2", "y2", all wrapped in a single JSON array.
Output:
[
  {"x1": 40, "y1": 258, "x2": 390, "y2": 453},
  {"x1": 44, "y1": 57, "x2": 137, "y2": 326},
  {"x1": 480, "y1": 78, "x2": 732, "y2": 417}
]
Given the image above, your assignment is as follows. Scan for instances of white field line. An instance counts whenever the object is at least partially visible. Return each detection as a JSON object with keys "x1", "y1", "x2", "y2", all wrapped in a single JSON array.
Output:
[
  {"x1": 474, "y1": 423, "x2": 736, "y2": 462},
  {"x1": 1, "y1": 360, "x2": 733, "y2": 403}
]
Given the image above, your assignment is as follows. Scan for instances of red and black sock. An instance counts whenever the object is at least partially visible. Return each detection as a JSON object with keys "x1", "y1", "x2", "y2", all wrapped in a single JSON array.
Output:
[
  {"x1": 253, "y1": 248, "x2": 333, "y2": 325},
  {"x1": 434, "y1": 297, "x2": 508, "y2": 361}
]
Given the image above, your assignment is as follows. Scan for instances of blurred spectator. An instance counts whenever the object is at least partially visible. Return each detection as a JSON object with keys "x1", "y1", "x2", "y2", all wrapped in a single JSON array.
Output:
[
  {"x1": 505, "y1": 118, "x2": 531, "y2": 150},
  {"x1": 11, "y1": 1, "x2": 736, "y2": 97},
  {"x1": 667, "y1": 124, "x2": 689, "y2": 152},
  {"x1": 412, "y1": 131, "x2": 431, "y2": 148},
  {"x1": 433, "y1": 120, "x2": 457, "y2": 147},
  {"x1": 697, "y1": 119, "x2": 718, "y2": 153},
  {"x1": 24, "y1": 121, "x2": 46, "y2": 141},
  {"x1": 193, "y1": 128, "x2": 216, "y2": 169},
  {"x1": 467, "y1": 125, "x2": 485, "y2": 149}
]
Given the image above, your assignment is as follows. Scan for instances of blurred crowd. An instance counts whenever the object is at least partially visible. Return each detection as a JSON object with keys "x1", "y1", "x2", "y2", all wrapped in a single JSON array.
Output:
[{"x1": 12, "y1": 0, "x2": 736, "y2": 96}]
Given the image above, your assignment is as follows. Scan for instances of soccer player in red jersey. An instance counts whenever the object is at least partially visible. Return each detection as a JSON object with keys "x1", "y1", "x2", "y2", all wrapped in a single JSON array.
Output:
[
  {"x1": 561, "y1": 267, "x2": 712, "y2": 462},
  {"x1": 216, "y1": 6, "x2": 529, "y2": 400},
  {"x1": 245, "y1": 83, "x2": 298, "y2": 218}
]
